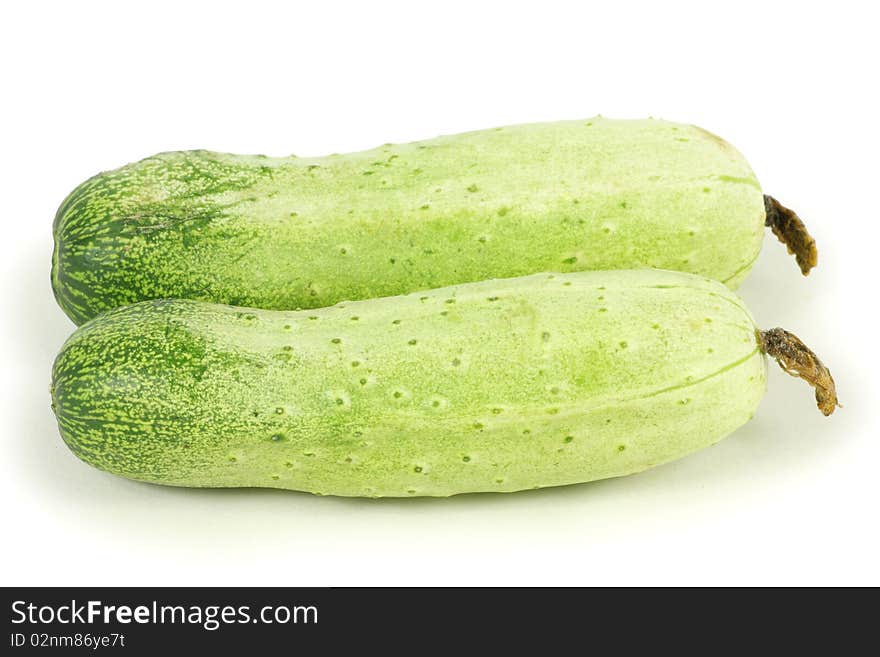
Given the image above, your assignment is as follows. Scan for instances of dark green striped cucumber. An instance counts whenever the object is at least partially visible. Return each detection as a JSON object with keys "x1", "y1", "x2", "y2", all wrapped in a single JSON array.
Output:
[
  {"x1": 50, "y1": 269, "x2": 836, "y2": 497},
  {"x1": 52, "y1": 118, "x2": 816, "y2": 325}
]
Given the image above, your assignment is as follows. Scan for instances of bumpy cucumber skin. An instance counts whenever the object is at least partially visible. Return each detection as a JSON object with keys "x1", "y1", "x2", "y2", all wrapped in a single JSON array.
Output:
[
  {"x1": 51, "y1": 269, "x2": 767, "y2": 497},
  {"x1": 52, "y1": 118, "x2": 765, "y2": 325}
]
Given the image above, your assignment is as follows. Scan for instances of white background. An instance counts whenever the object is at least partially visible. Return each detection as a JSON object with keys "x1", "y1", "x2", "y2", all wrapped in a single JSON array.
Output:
[{"x1": 1, "y1": 0, "x2": 877, "y2": 586}]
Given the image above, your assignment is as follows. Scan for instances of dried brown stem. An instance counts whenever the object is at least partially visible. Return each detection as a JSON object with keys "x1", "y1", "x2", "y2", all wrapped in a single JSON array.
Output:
[
  {"x1": 758, "y1": 328, "x2": 839, "y2": 416},
  {"x1": 764, "y1": 195, "x2": 818, "y2": 276}
]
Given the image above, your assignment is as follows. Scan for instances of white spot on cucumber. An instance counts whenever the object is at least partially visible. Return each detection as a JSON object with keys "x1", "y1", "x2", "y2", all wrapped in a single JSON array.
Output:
[
  {"x1": 326, "y1": 390, "x2": 351, "y2": 409},
  {"x1": 428, "y1": 396, "x2": 449, "y2": 410},
  {"x1": 391, "y1": 388, "x2": 412, "y2": 402}
]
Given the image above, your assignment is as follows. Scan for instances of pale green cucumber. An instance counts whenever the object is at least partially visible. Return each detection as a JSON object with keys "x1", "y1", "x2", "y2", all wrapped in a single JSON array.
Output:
[
  {"x1": 50, "y1": 269, "x2": 836, "y2": 497},
  {"x1": 52, "y1": 118, "x2": 816, "y2": 325}
]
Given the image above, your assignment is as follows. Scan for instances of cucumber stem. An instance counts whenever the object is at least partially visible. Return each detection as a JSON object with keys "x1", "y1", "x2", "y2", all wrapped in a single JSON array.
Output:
[
  {"x1": 764, "y1": 195, "x2": 818, "y2": 275},
  {"x1": 758, "y1": 328, "x2": 839, "y2": 415}
]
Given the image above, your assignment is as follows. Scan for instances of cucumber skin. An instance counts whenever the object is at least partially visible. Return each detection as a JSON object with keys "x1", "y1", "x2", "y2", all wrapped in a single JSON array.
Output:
[
  {"x1": 52, "y1": 118, "x2": 765, "y2": 325},
  {"x1": 51, "y1": 269, "x2": 767, "y2": 497}
]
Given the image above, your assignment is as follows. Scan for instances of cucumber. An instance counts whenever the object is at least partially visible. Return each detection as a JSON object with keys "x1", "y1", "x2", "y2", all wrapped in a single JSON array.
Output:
[
  {"x1": 50, "y1": 269, "x2": 836, "y2": 497},
  {"x1": 52, "y1": 118, "x2": 816, "y2": 325}
]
